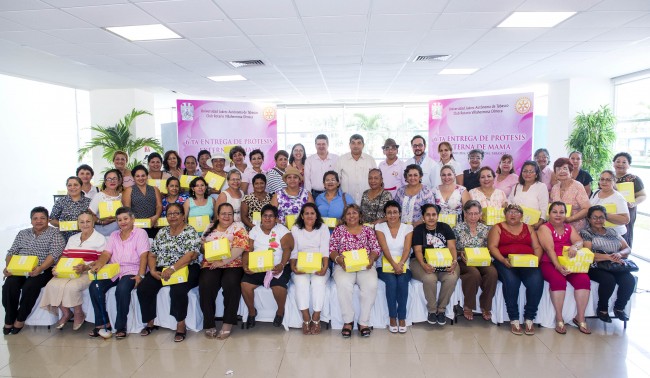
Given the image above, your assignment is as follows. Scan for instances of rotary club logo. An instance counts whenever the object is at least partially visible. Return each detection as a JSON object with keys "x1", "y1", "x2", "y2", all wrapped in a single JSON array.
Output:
[
  {"x1": 515, "y1": 97, "x2": 532, "y2": 114},
  {"x1": 263, "y1": 107, "x2": 276, "y2": 121}
]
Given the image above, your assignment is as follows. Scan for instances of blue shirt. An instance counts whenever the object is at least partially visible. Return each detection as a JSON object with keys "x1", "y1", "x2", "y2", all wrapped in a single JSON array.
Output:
[{"x1": 316, "y1": 189, "x2": 355, "y2": 219}]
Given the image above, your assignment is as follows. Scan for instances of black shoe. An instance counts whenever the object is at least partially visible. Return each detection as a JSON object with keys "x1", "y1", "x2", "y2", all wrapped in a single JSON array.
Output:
[
  {"x1": 273, "y1": 314, "x2": 283, "y2": 327},
  {"x1": 436, "y1": 312, "x2": 447, "y2": 326},
  {"x1": 3, "y1": 327, "x2": 12, "y2": 335},
  {"x1": 597, "y1": 311, "x2": 612, "y2": 323},
  {"x1": 10, "y1": 326, "x2": 23, "y2": 335},
  {"x1": 614, "y1": 309, "x2": 629, "y2": 321},
  {"x1": 246, "y1": 310, "x2": 257, "y2": 329},
  {"x1": 427, "y1": 313, "x2": 436, "y2": 325}
]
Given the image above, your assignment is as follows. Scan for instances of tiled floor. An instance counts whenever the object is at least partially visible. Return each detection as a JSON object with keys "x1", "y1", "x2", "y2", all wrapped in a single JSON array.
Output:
[{"x1": 1, "y1": 262, "x2": 649, "y2": 377}]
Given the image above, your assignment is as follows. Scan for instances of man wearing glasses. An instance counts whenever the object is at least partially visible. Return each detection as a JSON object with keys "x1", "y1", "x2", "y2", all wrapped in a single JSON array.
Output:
[
  {"x1": 406, "y1": 135, "x2": 436, "y2": 189},
  {"x1": 378, "y1": 138, "x2": 406, "y2": 197}
]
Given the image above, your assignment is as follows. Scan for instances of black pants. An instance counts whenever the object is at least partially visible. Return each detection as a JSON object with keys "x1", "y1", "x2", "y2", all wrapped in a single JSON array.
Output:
[
  {"x1": 588, "y1": 267, "x2": 636, "y2": 312},
  {"x1": 137, "y1": 264, "x2": 200, "y2": 324},
  {"x1": 2, "y1": 268, "x2": 53, "y2": 324},
  {"x1": 199, "y1": 267, "x2": 244, "y2": 328}
]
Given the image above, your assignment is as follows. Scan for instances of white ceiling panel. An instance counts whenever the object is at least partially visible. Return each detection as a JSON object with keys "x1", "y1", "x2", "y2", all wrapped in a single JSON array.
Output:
[
  {"x1": 309, "y1": 32, "x2": 365, "y2": 46},
  {"x1": 568, "y1": 41, "x2": 633, "y2": 52},
  {"x1": 371, "y1": 0, "x2": 447, "y2": 15},
  {"x1": 368, "y1": 13, "x2": 436, "y2": 32},
  {"x1": 261, "y1": 46, "x2": 314, "y2": 58},
  {"x1": 516, "y1": 0, "x2": 602, "y2": 12},
  {"x1": 590, "y1": 27, "x2": 650, "y2": 41},
  {"x1": 136, "y1": 39, "x2": 204, "y2": 54},
  {"x1": 558, "y1": 11, "x2": 644, "y2": 29},
  {"x1": 432, "y1": 12, "x2": 507, "y2": 29},
  {"x1": 168, "y1": 20, "x2": 242, "y2": 39},
  {"x1": 111, "y1": 53, "x2": 166, "y2": 65},
  {"x1": 0, "y1": 0, "x2": 52, "y2": 11},
  {"x1": 302, "y1": 15, "x2": 368, "y2": 33},
  {"x1": 214, "y1": 0, "x2": 297, "y2": 19},
  {"x1": 78, "y1": 41, "x2": 146, "y2": 54},
  {"x1": 625, "y1": 13, "x2": 650, "y2": 27},
  {"x1": 136, "y1": 0, "x2": 226, "y2": 23},
  {"x1": 0, "y1": 9, "x2": 92, "y2": 29},
  {"x1": 249, "y1": 34, "x2": 310, "y2": 48},
  {"x1": 192, "y1": 36, "x2": 256, "y2": 51},
  {"x1": 464, "y1": 40, "x2": 526, "y2": 53},
  {"x1": 479, "y1": 28, "x2": 549, "y2": 42},
  {"x1": 536, "y1": 27, "x2": 609, "y2": 41},
  {"x1": 592, "y1": 0, "x2": 650, "y2": 11},
  {"x1": 36, "y1": 43, "x2": 93, "y2": 56},
  {"x1": 0, "y1": 30, "x2": 66, "y2": 45},
  {"x1": 205, "y1": 48, "x2": 266, "y2": 61},
  {"x1": 295, "y1": 0, "x2": 371, "y2": 17},
  {"x1": 516, "y1": 41, "x2": 579, "y2": 53},
  {"x1": 66, "y1": 54, "x2": 124, "y2": 66},
  {"x1": 44, "y1": 0, "x2": 129, "y2": 6},
  {"x1": 445, "y1": 0, "x2": 526, "y2": 13},
  {"x1": 44, "y1": 28, "x2": 124, "y2": 43},
  {"x1": 362, "y1": 53, "x2": 409, "y2": 64},
  {"x1": 313, "y1": 44, "x2": 363, "y2": 56},
  {"x1": 0, "y1": 17, "x2": 30, "y2": 32},
  {"x1": 63, "y1": 4, "x2": 158, "y2": 27},
  {"x1": 234, "y1": 18, "x2": 304, "y2": 35},
  {"x1": 317, "y1": 55, "x2": 362, "y2": 64}
]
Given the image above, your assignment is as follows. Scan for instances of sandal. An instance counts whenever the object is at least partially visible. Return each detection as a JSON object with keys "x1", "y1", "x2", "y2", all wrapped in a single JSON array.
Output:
[
  {"x1": 524, "y1": 320, "x2": 535, "y2": 335},
  {"x1": 302, "y1": 321, "x2": 311, "y2": 335},
  {"x1": 216, "y1": 329, "x2": 231, "y2": 340},
  {"x1": 341, "y1": 322, "x2": 353, "y2": 338},
  {"x1": 174, "y1": 332, "x2": 186, "y2": 342},
  {"x1": 115, "y1": 331, "x2": 127, "y2": 340},
  {"x1": 310, "y1": 320, "x2": 321, "y2": 335},
  {"x1": 555, "y1": 320, "x2": 567, "y2": 335},
  {"x1": 89, "y1": 326, "x2": 112, "y2": 338},
  {"x1": 204, "y1": 328, "x2": 218, "y2": 339},
  {"x1": 359, "y1": 324, "x2": 372, "y2": 337},
  {"x1": 140, "y1": 325, "x2": 158, "y2": 337},
  {"x1": 573, "y1": 318, "x2": 591, "y2": 335},
  {"x1": 481, "y1": 309, "x2": 492, "y2": 321},
  {"x1": 463, "y1": 308, "x2": 474, "y2": 321},
  {"x1": 510, "y1": 320, "x2": 523, "y2": 336}
]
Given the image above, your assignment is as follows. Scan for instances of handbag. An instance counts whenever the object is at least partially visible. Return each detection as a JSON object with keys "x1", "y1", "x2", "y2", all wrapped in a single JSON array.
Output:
[{"x1": 596, "y1": 259, "x2": 639, "y2": 273}]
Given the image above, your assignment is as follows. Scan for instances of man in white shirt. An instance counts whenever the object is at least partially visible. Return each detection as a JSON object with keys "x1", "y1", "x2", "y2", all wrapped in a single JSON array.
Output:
[
  {"x1": 304, "y1": 134, "x2": 339, "y2": 199},
  {"x1": 335, "y1": 134, "x2": 377, "y2": 204},
  {"x1": 406, "y1": 135, "x2": 437, "y2": 189},
  {"x1": 378, "y1": 138, "x2": 406, "y2": 197}
]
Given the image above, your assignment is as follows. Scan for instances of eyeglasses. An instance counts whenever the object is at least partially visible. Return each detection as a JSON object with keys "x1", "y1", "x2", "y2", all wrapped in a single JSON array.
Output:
[
  {"x1": 105, "y1": 177, "x2": 119, "y2": 182},
  {"x1": 167, "y1": 212, "x2": 181, "y2": 217},
  {"x1": 465, "y1": 212, "x2": 480, "y2": 217},
  {"x1": 262, "y1": 214, "x2": 275, "y2": 219},
  {"x1": 522, "y1": 170, "x2": 536, "y2": 175},
  {"x1": 469, "y1": 156, "x2": 481, "y2": 160},
  {"x1": 506, "y1": 210, "x2": 521, "y2": 215},
  {"x1": 412, "y1": 143, "x2": 424, "y2": 148},
  {"x1": 599, "y1": 177, "x2": 614, "y2": 182},
  {"x1": 590, "y1": 216, "x2": 606, "y2": 221}
]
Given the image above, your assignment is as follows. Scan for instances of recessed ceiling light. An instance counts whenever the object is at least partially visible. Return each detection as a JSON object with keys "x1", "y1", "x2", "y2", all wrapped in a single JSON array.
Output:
[
  {"x1": 208, "y1": 75, "x2": 247, "y2": 82},
  {"x1": 439, "y1": 68, "x2": 478, "y2": 75},
  {"x1": 498, "y1": 12, "x2": 576, "y2": 28},
  {"x1": 105, "y1": 24, "x2": 181, "y2": 41}
]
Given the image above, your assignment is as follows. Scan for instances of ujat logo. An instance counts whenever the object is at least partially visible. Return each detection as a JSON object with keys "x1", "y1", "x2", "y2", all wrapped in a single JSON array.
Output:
[
  {"x1": 430, "y1": 102, "x2": 443, "y2": 119},
  {"x1": 515, "y1": 97, "x2": 532, "y2": 114},
  {"x1": 180, "y1": 102, "x2": 194, "y2": 121}
]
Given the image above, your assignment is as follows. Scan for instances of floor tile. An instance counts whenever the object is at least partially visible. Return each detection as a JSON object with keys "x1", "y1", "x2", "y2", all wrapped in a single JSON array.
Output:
[
  {"x1": 350, "y1": 328, "x2": 417, "y2": 353},
  {"x1": 285, "y1": 329, "x2": 351, "y2": 353},
  {"x1": 0, "y1": 345, "x2": 94, "y2": 377},
  {"x1": 131, "y1": 349, "x2": 214, "y2": 378},
  {"x1": 556, "y1": 352, "x2": 650, "y2": 378},
  {"x1": 420, "y1": 353, "x2": 500, "y2": 378},
  {"x1": 205, "y1": 350, "x2": 284, "y2": 377},
  {"x1": 59, "y1": 346, "x2": 154, "y2": 378},
  {"x1": 487, "y1": 353, "x2": 574, "y2": 378},
  {"x1": 277, "y1": 351, "x2": 350, "y2": 378},
  {"x1": 350, "y1": 353, "x2": 425, "y2": 378},
  {"x1": 221, "y1": 324, "x2": 290, "y2": 352}
]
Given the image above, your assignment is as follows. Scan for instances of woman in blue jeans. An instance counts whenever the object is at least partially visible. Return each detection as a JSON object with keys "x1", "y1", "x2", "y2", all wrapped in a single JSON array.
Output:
[
  {"x1": 487, "y1": 204, "x2": 544, "y2": 336},
  {"x1": 88, "y1": 207, "x2": 149, "y2": 339},
  {"x1": 375, "y1": 200, "x2": 413, "y2": 333}
]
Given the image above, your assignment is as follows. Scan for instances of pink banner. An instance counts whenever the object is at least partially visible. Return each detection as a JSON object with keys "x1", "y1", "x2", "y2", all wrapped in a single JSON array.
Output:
[
  {"x1": 428, "y1": 93, "x2": 534, "y2": 172},
  {"x1": 177, "y1": 100, "x2": 277, "y2": 171}
]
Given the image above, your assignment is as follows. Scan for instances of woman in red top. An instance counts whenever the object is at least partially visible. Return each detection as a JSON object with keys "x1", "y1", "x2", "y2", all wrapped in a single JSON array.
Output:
[
  {"x1": 488, "y1": 204, "x2": 544, "y2": 336},
  {"x1": 40, "y1": 211, "x2": 106, "y2": 330},
  {"x1": 537, "y1": 201, "x2": 591, "y2": 334}
]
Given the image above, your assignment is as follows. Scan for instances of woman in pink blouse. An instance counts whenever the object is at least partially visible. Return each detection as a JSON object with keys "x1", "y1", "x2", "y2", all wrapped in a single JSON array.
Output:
[
  {"x1": 550, "y1": 158, "x2": 591, "y2": 231},
  {"x1": 469, "y1": 166, "x2": 507, "y2": 209},
  {"x1": 329, "y1": 204, "x2": 381, "y2": 338},
  {"x1": 494, "y1": 154, "x2": 519, "y2": 197}
]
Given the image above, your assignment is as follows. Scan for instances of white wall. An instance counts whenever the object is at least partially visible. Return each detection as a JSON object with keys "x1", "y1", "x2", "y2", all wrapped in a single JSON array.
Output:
[{"x1": 0, "y1": 74, "x2": 85, "y2": 251}]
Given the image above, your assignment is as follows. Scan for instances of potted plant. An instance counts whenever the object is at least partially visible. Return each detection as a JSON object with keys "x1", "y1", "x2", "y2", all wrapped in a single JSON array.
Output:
[
  {"x1": 78, "y1": 109, "x2": 163, "y2": 170},
  {"x1": 566, "y1": 104, "x2": 617, "y2": 179}
]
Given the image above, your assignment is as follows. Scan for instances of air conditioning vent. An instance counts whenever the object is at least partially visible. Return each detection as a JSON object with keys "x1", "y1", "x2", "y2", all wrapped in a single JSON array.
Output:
[
  {"x1": 228, "y1": 60, "x2": 265, "y2": 68},
  {"x1": 413, "y1": 54, "x2": 451, "y2": 62}
]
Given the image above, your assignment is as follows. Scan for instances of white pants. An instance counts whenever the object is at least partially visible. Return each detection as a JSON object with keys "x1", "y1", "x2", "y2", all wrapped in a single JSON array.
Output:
[
  {"x1": 332, "y1": 265, "x2": 378, "y2": 325},
  {"x1": 291, "y1": 271, "x2": 329, "y2": 312}
]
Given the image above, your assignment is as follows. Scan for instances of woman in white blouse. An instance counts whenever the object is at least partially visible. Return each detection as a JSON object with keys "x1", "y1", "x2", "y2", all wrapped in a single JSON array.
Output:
[
  {"x1": 290, "y1": 203, "x2": 330, "y2": 335},
  {"x1": 508, "y1": 161, "x2": 549, "y2": 230},
  {"x1": 589, "y1": 170, "x2": 630, "y2": 236},
  {"x1": 469, "y1": 166, "x2": 507, "y2": 209}
]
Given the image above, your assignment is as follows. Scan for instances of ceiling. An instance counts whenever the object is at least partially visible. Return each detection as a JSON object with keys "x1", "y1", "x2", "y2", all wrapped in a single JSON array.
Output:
[{"x1": 1, "y1": 0, "x2": 650, "y2": 104}]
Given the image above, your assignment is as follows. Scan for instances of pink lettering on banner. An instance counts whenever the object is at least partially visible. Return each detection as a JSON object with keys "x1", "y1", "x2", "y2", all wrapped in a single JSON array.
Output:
[
  {"x1": 428, "y1": 93, "x2": 534, "y2": 172},
  {"x1": 177, "y1": 100, "x2": 278, "y2": 171}
]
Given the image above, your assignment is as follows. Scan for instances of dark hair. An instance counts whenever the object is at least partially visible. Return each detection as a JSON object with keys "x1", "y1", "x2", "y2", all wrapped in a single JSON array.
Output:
[
  {"x1": 410, "y1": 135, "x2": 426, "y2": 146},
  {"x1": 147, "y1": 152, "x2": 163, "y2": 164},
  {"x1": 252, "y1": 173, "x2": 267, "y2": 185},
  {"x1": 289, "y1": 143, "x2": 306, "y2": 166},
  {"x1": 163, "y1": 150, "x2": 182, "y2": 171},
  {"x1": 165, "y1": 202, "x2": 184, "y2": 216},
  {"x1": 30, "y1": 206, "x2": 49, "y2": 219},
  {"x1": 468, "y1": 149, "x2": 484, "y2": 159},
  {"x1": 131, "y1": 164, "x2": 148, "y2": 177},
  {"x1": 613, "y1": 152, "x2": 632, "y2": 164},
  {"x1": 322, "y1": 170, "x2": 339, "y2": 184},
  {"x1": 518, "y1": 161, "x2": 541, "y2": 185},
  {"x1": 197, "y1": 150, "x2": 211, "y2": 161},
  {"x1": 76, "y1": 164, "x2": 94, "y2": 177},
  {"x1": 274, "y1": 150, "x2": 289, "y2": 161},
  {"x1": 101, "y1": 169, "x2": 123, "y2": 191},
  {"x1": 295, "y1": 203, "x2": 324, "y2": 230},
  {"x1": 166, "y1": 176, "x2": 180, "y2": 189},
  {"x1": 261, "y1": 204, "x2": 279, "y2": 218},
  {"x1": 249, "y1": 149, "x2": 264, "y2": 162},
  {"x1": 463, "y1": 200, "x2": 482, "y2": 213},
  {"x1": 496, "y1": 154, "x2": 515, "y2": 174},
  {"x1": 438, "y1": 141, "x2": 454, "y2": 160},
  {"x1": 569, "y1": 151, "x2": 582, "y2": 159},
  {"x1": 534, "y1": 148, "x2": 550, "y2": 159},
  {"x1": 342, "y1": 204, "x2": 363, "y2": 225},
  {"x1": 553, "y1": 157, "x2": 573, "y2": 173},
  {"x1": 548, "y1": 201, "x2": 567, "y2": 214},
  {"x1": 203, "y1": 203, "x2": 234, "y2": 235},
  {"x1": 478, "y1": 166, "x2": 496, "y2": 181},
  {"x1": 315, "y1": 134, "x2": 329, "y2": 143},
  {"x1": 229, "y1": 146, "x2": 246, "y2": 160},
  {"x1": 349, "y1": 134, "x2": 364, "y2": 144},
  {"x1": 66, "y1": 176, "x2": 83, "y2": 187},
  {"x1": 189, "y1": 177, "x2": 210, "y2": 199},
  {"x1": 403, "y1": 164, "x2": 423, "y2": 180},
  {"x1": 587, "y1": 205, "x2": 607, "y2": 220},
  {"x1": 383, "y1": 200, "x2": 401, "y2": 214},
  {"x1": 421, "y1": 203, "x2": 441, "y2": 216},
  {"x1": 183, "y1": 155, "x2": 197, "y2": 174},
  {"x1": 115, "y1": 206, "x2": 134, "y2": 217}
]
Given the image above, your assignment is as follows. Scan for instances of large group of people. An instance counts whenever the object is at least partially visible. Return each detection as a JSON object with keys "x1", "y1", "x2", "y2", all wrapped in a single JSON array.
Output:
[{"x1": 3, "y1": 134, "x2": 642, "y2": 341}]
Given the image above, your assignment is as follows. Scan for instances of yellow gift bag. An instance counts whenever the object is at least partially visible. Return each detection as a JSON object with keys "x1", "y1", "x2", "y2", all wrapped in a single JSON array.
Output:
[
  {"x1": 161, "y1": 266, "x2": 189, "y2": 286},
  {"x1": 59, "y1": 221, "x2": 78, "y2": 231},
  {"x1": 382, "y1": 255, "x2": 409, "y2": 273},
  {"x1": 285, "y1": 214, "x2": 297, "y2": 229},
  {"x1": 189, "y1": 215, "x2": 210, "y2": 233},
  {"x1": 322, "y1": 217, "x2": 338, "y2": 228},
  {"x1": 248, "y1": 250, "x2": 274, "y2": 273},
  {"x1": 297, "y1": 252, "x2": 323, "y2": 273},
  {"x1": 204, "y1": 171, "x2": 226, "y2": 191},
  {"x1": 425, "y1": 248, "x2": 453, "y2": 268},
  {"x1": 438, "y1": 213, "x2": 457, "y2": 227},
  {"x1": 7, "y1": 256, "x2": 38, "y2": 276},
  {"x1": 204, "y1": 238, "x2": 231, "y2": 262},
  {"x1": 521, "y1": 206, "x2": 541, "y2": 225},
  {"x1": 156, "y1": 217, "x2": 170, "y2": 227},
  {"x1": 134, "y1": 219, "x2": 152, "y2": 228},
  {"x1": 98, "y1": 200, "x2": 122, "y2": 218},
  {"x1": 508, "y1": 254, "x2": 539, "y2": 267},
  {"x1": 557, "y1": 256, "x2": 591, "y2": 273},
  {"x1": 180, "y1": 175, "x2": 198, "y2": 189},
  {"x1": 343, "y1": 249, "x2": 370, "y2": 272},
  {"x1": 617, "y1": 182, "x2": 635, "y2": 203},
  {"x1": 562, "y1": 246, "x2": 595, "y2": 263},
  {"x1": 601, "y1": 203, "x2": 618, "y2": 228},
  {"x1": 465, "y1": 247, "x2": 491, "y2": 267},
  {"x1": 55, "y1": 258, "x2": 84, "y2": 279},
  {"x1": 482, "y1": 207, "x2": 505, "y2": 225},
  {"x1": 88, "y1": 263, "x2": 120, "y2": 280},
  {"x1": 147, "y1": 179, "x2": 168, "y2": 194}
]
